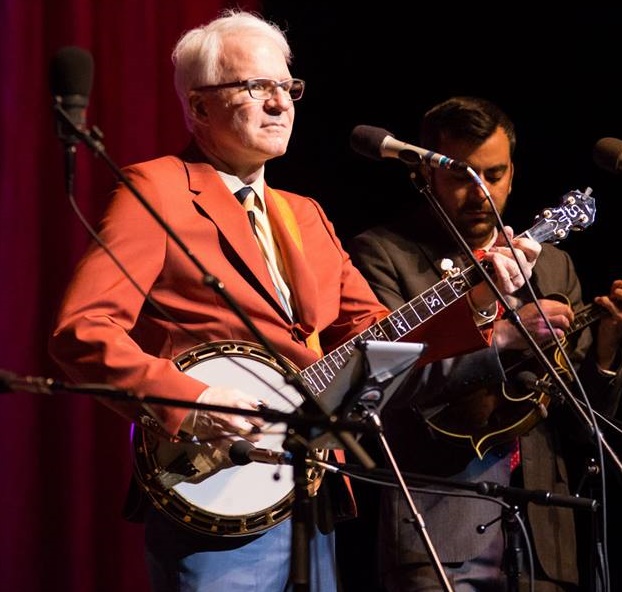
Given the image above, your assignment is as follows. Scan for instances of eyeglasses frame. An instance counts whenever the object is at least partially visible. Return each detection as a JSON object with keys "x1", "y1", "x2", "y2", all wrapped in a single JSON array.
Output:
[{"x1": 192, "y1": 77, "x2": 305, "y2": 101}]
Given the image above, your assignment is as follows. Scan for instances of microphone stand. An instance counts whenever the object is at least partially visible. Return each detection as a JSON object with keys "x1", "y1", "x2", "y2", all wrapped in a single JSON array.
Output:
[
  {"x1": 577, "y1": 457, "x2": 607, "y2": 592},
  {"x1": 286, "y1": 430, "x2": 315, "y2": 592},
  {"x1": 51, "y1": 105, "x2": 372, "y2": 592},
  {"x1": 1, "y1": 370, "x2": 377, "y2": 439},
  {"x1": 372, "y1": 410, "x2": 455, "y2": 592},
  {"x1": 331, "y1": 463, "x2": 599, "y2": 512}
]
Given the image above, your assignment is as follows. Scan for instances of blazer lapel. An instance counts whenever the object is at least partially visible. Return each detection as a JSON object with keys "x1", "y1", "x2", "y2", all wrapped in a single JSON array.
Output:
[{"x1": 183, "y1": 159, "x2": 290, "y2": 319}]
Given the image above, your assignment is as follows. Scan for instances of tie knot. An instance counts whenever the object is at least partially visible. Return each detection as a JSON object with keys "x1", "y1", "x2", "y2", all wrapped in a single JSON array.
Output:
[{"x1": 234, "y1": 186, "x2": 254, "y2": 204}]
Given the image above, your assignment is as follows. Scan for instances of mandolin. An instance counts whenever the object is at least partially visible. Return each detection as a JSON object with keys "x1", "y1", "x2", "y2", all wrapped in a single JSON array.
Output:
[{"x1": 426, "y1": 299, "x2": 607, "y2": 457}]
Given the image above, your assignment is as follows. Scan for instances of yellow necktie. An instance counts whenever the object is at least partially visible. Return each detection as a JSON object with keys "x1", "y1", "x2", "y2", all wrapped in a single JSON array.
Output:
[{"x1": 236, "y1": 187, "x2": 294, "y2": 320}]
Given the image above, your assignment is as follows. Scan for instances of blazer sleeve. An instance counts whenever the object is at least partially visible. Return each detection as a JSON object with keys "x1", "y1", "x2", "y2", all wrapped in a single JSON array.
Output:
[{"x1": 48, "y1": 159, "x2": 212, "y2": 434}]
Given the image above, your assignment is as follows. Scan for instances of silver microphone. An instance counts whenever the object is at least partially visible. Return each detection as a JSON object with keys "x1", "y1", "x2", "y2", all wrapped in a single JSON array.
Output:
[{"x1": 350, "y1": 125, "x2": 468, "y2": 170}]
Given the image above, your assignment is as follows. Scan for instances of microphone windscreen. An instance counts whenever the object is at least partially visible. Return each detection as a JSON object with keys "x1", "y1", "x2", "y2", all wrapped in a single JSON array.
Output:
[
  {"x1": 593, "y1": 137, "x2": 622, "y2": 174},
  {"x1": 228, "y1": 439, "x2": 254, "y2": 465},
  {"x1": 350, "y1": 125, "x2": 392, "y2": 160},
  {"x1": 515, "y1": 370, "x2": 538, "y2": 391},
  {"x1": 49, "y1": 46, "x2": 94, "y2": 97}
]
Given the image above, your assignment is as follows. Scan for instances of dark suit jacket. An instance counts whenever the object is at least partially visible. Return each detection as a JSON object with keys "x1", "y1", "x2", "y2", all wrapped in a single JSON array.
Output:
[{"x1": 348, "y1": 206, "x2": 620, "y2": 586}]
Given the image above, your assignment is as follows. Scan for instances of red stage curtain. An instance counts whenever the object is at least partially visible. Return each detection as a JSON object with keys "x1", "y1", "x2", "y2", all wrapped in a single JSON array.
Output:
[{"x1": 0, "y1": 2, "x2": 259, "y2": 590}]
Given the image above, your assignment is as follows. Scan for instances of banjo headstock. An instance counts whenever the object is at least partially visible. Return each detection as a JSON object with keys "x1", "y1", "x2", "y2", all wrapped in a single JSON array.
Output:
[{"x1": 525, "y1": 187, "x2": 596, "y2": 244}]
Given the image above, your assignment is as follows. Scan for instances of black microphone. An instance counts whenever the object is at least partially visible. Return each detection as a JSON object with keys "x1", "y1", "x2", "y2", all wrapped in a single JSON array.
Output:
[
  {"x1": 350, "y1": 125, "x2": 468, "y2": 170},
  {"x1": 593, "y1": 137, "x2": 622, "y2": 174},
  {"x1": 476, "y1": 480, "x2": 598, "y2": 510},
  {"x1": 0, "y1": 369, "x2": 133, "y2": 398},
  {"x1": 229, "y1": 440, "x2": 294, "y2": 466},
  {"x1": 515, "y1": 371, "x2": 560, "y2": 398},
  {"x1": 1, "y1": 369, "x2": 56, "y2": 394},
  {"x1": 49, "y1": 46, "x2": 94, "y2": 145}
]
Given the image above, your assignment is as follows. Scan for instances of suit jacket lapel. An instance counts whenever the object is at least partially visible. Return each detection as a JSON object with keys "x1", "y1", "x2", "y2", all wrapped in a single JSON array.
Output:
[{"x1": 183, "y1": 160, "x2": 289, "y2": 319}]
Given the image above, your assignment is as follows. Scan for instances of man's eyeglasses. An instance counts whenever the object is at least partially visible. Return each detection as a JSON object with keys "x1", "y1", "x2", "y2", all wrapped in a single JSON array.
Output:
[{"x1": 193, "y1": 78, "x2": 305, "y2": 102}]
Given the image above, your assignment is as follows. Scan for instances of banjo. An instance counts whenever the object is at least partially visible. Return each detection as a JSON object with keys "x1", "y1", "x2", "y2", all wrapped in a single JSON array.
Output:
[{"x1": 131, "y1": 188, "x2": 595, "y2": 537}]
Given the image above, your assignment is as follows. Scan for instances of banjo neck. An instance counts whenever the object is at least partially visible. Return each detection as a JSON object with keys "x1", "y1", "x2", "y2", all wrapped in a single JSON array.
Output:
[{"x1": 302, "y1": 188, "x2": 596, "y2": 398}]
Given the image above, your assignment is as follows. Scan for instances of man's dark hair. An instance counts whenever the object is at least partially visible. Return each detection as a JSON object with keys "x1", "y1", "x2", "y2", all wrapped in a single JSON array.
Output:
[{"x1": 420, "y1": 96, "x2": 516, "y2": 156}]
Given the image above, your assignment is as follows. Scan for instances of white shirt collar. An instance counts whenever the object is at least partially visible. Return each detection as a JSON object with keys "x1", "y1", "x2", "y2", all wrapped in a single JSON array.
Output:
[{"x1": 218, "y1": 169, "x2": 265, "y2": 205}]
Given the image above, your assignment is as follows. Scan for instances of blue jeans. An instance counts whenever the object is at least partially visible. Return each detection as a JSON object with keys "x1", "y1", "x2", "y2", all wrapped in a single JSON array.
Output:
[{"x1": 145, "y1": 507, "x2": 337, "y2": 592}]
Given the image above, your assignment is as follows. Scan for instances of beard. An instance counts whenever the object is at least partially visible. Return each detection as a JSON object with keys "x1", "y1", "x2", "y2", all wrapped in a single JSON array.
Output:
[{"x1": 454, "y1": 209, "x2": 497, "y2": 246}]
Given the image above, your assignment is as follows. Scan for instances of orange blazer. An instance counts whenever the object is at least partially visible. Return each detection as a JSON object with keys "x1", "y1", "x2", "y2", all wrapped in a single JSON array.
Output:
[{"x1": 49, "y1": 145, "x2": 490, "y2": 435}]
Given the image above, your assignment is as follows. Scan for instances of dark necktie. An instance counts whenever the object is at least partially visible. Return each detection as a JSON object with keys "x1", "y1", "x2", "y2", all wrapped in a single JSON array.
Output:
[
  {"x1": 235, "y1": 186, "x2": 258, "y2": 235},
  {"x1": 235, "y1": 187, "x2": 293, "y2": 319}
]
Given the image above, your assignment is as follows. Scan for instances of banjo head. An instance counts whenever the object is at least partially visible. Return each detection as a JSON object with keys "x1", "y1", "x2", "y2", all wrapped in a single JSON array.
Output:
[{"x1": 131, "y1": 340, "x2": 324, "y2": 537}]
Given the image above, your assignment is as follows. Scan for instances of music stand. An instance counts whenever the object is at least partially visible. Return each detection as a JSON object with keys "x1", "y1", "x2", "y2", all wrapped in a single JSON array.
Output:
[
  {"x1": 309, "y1": 340, "x2": 427, "y2": 449},
  {"x1": 313, "y1": 339, "x2": 457, "y2": 592},
  {"x1": 287, "y1": 339, "x2": 426, "y2": 591}
]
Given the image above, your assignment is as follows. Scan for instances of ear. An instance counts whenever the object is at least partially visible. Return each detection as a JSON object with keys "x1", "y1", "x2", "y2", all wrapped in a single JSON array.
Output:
[
  {"x1": 508, "y1": 161, "x2": 514, "y2": 193},
  {"x1": 190, "y1": 95, "x2": 208, "y2": 120}
]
